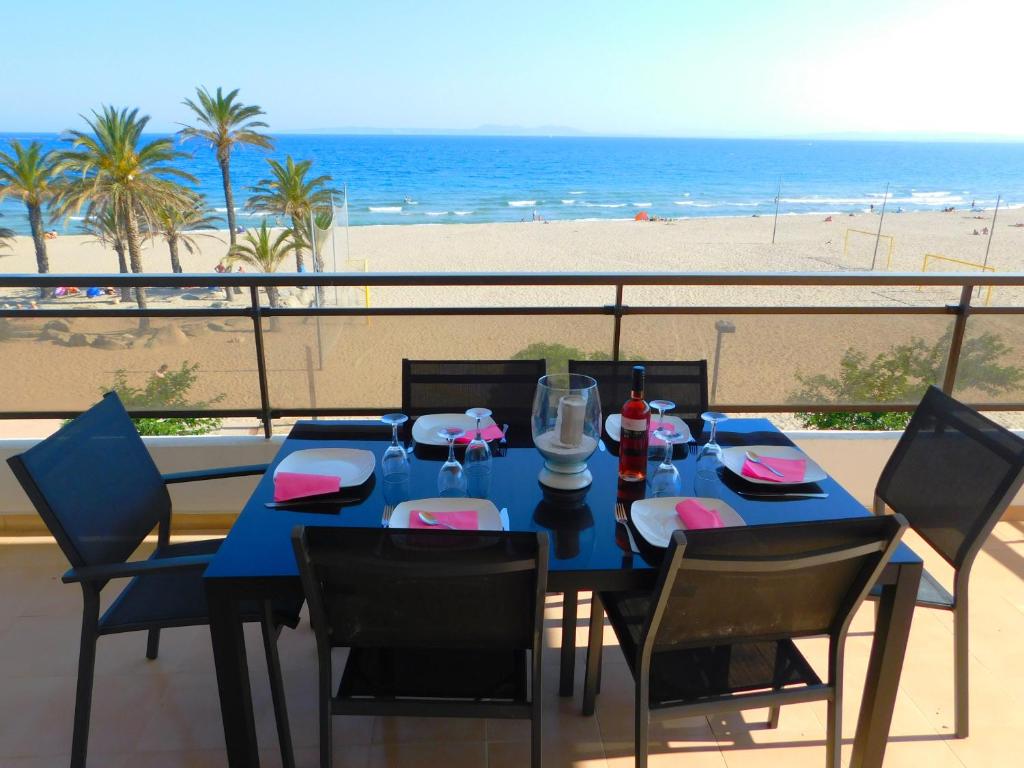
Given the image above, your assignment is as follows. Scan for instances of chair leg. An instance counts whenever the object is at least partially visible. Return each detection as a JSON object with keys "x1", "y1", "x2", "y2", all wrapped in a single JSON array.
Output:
[
  {"x1": 635, "y1": 675, "x2": 649, "y2": 768},
  {"x1": 319, "y1": 668, "x2": 333, "y2": 768},
  {"x1": 826, "y1": 642, "x2": 845, "y2": 768},
  {"x1": 146, "y1": 628, "x2": 160, "y2": 660},
  {"x1": 582, "y1": 593, "x2": 604, "y2": 716},
  {"x1": 260, "y1": 604, "x2": 295, "y2": 768},
  {"x1": 767, "y1": 706, "x2": 781, "y2": 729},
  {"x1": 953, "y1": 603, "x2": 970, "y2": 738},
  {"x1": 71, "y1": 589, "x2": 100, "y2": 768}
]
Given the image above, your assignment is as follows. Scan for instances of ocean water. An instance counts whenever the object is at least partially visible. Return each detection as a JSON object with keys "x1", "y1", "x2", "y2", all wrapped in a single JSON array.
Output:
[{"x1": 2, "y1": 133, "x2": 1024, "y2": 235}]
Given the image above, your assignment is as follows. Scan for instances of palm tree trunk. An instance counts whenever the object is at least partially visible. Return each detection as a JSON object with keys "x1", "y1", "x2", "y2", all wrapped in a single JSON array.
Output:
[
  {"x1": 290, "y1": 215, "x2": 305, "y2": 272},
  {"x1": 114, "y1": 241, "x2": 132, "y2": 303},
  {"x1": 220, "y1": 154, "x2": 237, "y2": 247},
  {"x1": 26, "y1": 202, "x2": 49, "y2": 298},
  {"x1": 168, "y1": 235, "x2": 182, "y2": 273},
  {"x1": 123, "y1": 208, "x2": 149, "y2": 326}
]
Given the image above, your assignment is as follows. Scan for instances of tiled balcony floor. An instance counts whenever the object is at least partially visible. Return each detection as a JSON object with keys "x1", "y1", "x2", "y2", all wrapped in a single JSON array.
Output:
[{"x1": 0, "y1": 522, "x2": 1022, "y2": 767}]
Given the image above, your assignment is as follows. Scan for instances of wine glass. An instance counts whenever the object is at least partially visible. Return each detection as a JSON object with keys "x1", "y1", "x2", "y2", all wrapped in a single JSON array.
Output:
[
  {"x1": 700, "y1": 411, "x2": 729, "y2": 457},
  {"x1": 380, "y1": 413, "x2": 410, "y2": 503},
  {"x1": 649, "y1": 399, "x2": 676, "y2": 459},
  {"x1": 464, "y1": 407, "x2": 493, "y2": 498},
  {"x1": 650, "y1": 427, "x2": 684, "y2": 497},
  {"x1": 437, "y1": 426, "x2": 467, "y2": 496}
]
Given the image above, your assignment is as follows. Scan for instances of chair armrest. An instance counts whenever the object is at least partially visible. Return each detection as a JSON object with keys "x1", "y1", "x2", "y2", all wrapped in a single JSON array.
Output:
[
  {"x1": 62, "y1": 554, "x2": 215, "y2": 583},
  {"x1": 162, "y1": 464, "x2": 268, "y2": 484}
]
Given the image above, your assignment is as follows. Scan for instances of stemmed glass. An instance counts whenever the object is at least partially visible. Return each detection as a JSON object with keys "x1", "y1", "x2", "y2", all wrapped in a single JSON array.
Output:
[
  {"x1": 437, "y1": 426, "x2": 467, "y2": 496},
  {"x1": 463, "y1": 407, "x2": 493, "y2": 498},
  {"x1": 649, "y1": 399, "x2": 676, "y2": 458},
  {"x1": 380, "y1": 413, "x2": 410, "y2": 504},
  {"x1": 700, "y1": 411, "x2": 729, "y2": 457},
  {"x1": 650, "y1": 427, "x2": 684, "y2": 497},
  {"x1": 694, "y1": 411, "x2": 728, "y2": 498}
]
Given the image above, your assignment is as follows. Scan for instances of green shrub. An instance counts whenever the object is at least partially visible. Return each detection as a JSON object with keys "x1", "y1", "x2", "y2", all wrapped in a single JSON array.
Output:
[
  {"x1": 792, "y1": 330, "x2": 1021, "y2": 430},
  {"x1": 512, "y1": 342, "x2": 612, "y2": 374},
  {"x1": 107, "y1": 361, "x2": 225, "y2": 436}
]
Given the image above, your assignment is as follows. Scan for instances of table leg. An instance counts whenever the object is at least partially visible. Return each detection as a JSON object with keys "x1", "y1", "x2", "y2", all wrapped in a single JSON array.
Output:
[
  {"x1": 559, "y1": 590, "x2": 578, "y2": 697},
  {"x1": 850, "y1": 562, "x2": 922, "y2": 768},
  {"x1": 206, "y1": 580, "x2": 260, "y2": 768}
]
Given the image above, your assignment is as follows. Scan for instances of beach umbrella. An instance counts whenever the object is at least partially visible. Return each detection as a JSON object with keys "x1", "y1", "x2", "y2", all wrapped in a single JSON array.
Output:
[{"x1": 634, "y1": 211, "x2": 649, "y2": 221}]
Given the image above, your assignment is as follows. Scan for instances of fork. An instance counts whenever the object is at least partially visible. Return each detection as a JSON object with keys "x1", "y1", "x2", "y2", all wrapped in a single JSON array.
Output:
[
  {"x1": 381, "y1": 504, "x2": 394, "y2": 528},
  {"x1": 615, "y1": 503, "x2": 641, "y2": 554}
]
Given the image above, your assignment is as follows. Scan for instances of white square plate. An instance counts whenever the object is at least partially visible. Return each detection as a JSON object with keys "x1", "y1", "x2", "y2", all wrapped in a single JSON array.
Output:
[
  {"x1": 411, "y1": 413, "x2": 499, "y2": 446},
  {"x1": 273, "y1": 448, "x2": 376, "y2": 490},
  {"x1": 631, "y1": 496, "x2": 745, "y2": 548},
  {"x1": 720, "y1": 445, "x2": 827, "y2": 486},
  {"x1": 605, "y1": 413, "x2": 691, "y2": 443},
  {"x1": 388, "y1": 497, "x2": 504, "y2": 530}
]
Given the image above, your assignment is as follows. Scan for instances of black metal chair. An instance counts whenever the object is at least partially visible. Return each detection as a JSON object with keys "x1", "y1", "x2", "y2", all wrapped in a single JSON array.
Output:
[
  {"x1": 6, "y1": 392, "x2": 303, "y2": 768},
  {"x1": 872, "y1": 385, "x2": 1024, "y2": 738},
  {"x1": 401, "y1": 358, "x2": 546, "y2": 446},
  {"x1": 292, "y1": 526, "x2": 548, "y2": 768},
  {"x1": 567, "y1": 359, "x2": 708, "y2": 437},
  {"x1": 583, "y1": 516, "x2": 907, "y2": 768}
]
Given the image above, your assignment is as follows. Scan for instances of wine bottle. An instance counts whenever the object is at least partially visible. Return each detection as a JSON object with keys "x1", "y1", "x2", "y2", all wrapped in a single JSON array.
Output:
[{"x1": 618, "y1": 365, "x2": 650, "y2": 482}]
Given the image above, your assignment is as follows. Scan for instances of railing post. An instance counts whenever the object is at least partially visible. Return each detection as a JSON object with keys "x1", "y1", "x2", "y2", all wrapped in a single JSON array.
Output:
[
  {"x1": 942, "y1": 285, "x2": 974, "y2": 395},
  {"x1": 612, "y1": 284, "x2": 624, "y2": 361},
  {"x1": 249, "y1": 286, "x2": 274, "y2": 438}
]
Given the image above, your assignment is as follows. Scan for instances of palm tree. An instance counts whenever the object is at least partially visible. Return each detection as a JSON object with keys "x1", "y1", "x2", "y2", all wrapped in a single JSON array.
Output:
[
  {"x1": 0, "y1": 141, "x2": 58, "y2": 296},
  {"x1": 54, "y1": 106, "x2": 196, "y2": 314},
  {"x1": 81, "y1": 205, "x2": 132, "y2": 302},
  {"x1": 246, "y1": 155, "x2": 335, "y2": 273},
  {"x1": 179, "y1": 87, "x2": 274, "y2": 247},
  {"x1": 152, "y1": 193, "x2": 219, "y2": 273},
  {"x1": 223, "y1": 220, "x2": 294, "y2": 310}
]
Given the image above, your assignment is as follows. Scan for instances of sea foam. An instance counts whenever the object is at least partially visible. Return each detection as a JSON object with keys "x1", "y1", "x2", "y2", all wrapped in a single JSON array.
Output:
[
  {"x1": 508, "y1": 200, "x2": 537, "y2": 207},
  {"x1": 368, "y1": 206, "x2": 402, "y2": 212}
]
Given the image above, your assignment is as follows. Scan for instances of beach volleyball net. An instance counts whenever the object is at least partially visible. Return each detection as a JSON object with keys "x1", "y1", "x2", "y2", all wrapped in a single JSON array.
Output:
[
  {"x1": 307, "y1": 188, "x2": 369, "y2": 309},
  {"x1": 843, "y1": 228, "x2": 895, "y2": 270}
]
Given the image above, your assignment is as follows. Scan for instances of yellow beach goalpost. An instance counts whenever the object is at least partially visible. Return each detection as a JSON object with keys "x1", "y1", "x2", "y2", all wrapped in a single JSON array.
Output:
[
  {"x1": 920, "y1": 254, "x2": 995, "y2": 306},
  {"x1": 844, "y1": 229, "x2": 895, "y2": 270}
]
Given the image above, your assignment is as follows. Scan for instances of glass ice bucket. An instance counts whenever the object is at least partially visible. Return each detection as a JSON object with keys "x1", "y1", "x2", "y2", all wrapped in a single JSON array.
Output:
[{"x1": 531, "y1": 373, "x2": 602, "y2": 490}]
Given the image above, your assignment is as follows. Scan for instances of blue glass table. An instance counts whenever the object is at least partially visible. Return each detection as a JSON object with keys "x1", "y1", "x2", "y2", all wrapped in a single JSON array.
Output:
[{"x1": 205, "y1": 419, "x2": 921, "y2": 768}]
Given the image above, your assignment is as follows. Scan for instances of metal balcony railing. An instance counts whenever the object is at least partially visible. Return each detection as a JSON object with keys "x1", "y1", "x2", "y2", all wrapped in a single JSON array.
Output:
[{"x1": 0, "y1": 271, "x2": 1021, "y2": 437}]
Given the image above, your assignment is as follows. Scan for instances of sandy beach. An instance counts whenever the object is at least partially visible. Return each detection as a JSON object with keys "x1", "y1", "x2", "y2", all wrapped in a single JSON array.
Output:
[{"x1": 0, "y1": 210, "x2": 1021, "y2": 434}]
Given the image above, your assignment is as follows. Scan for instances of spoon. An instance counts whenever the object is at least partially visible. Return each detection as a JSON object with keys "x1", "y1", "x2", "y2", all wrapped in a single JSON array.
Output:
[
  {"x1": 418, "y1": 510, "x2": 458, "y2": 529},
  {"x1": 745, "y1": 450, "x2": 785, "y2": 477}
]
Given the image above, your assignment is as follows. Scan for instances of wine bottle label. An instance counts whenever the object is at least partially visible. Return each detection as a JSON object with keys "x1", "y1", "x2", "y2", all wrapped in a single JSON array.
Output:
[{"x1": 621, "y1": 417, "x2": 647, "y2": 432}]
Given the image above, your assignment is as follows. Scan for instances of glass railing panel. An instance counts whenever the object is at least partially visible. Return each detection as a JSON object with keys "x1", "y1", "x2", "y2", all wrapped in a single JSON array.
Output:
[
  {"x1": 260, "y1": 312, "x2": 615, "y2": 411},
  {"x1": 619, "y1": 312, "x2": 956, "y2": 408}
]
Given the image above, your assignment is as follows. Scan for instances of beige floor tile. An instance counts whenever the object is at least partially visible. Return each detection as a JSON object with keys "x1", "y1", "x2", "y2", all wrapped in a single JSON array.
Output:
[
  {"x1": 366, "y1": 740, "x2": 486, "y2": 768},
  {"x1": 372, "y1": 715, "x2": 486, "y2": 744},
  {"x1": 487, "y1": 738, "x2": 608, "y2": 768}
]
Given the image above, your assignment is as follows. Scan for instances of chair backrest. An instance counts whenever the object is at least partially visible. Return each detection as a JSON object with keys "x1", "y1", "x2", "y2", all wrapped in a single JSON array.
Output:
[
  {"x1": 567, "y1": 360, "x2": 708, "y2": 435},
  {"x1": 293, "y1": 526, "x2": 548, "y2": 652},
  {"x1": 876, "y1": 385, "x2": 1024, "y2": 570},
  {"x1": 288, "y1": 419, "x2": 392, "y2": 442},
  {"x1": 6, "y1": 392, "x2": 170, "y2": 569},
  {"x1": 643, "y1": 516, "x2": 906, "y2": 653},
  {"x1": 401, "y1": 359, "x2": 546, "y2": 443}
]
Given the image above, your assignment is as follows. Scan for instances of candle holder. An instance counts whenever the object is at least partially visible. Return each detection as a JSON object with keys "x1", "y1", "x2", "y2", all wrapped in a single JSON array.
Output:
[{"x1": 531, "y1": 373, "x2": 602, "y2": 490}]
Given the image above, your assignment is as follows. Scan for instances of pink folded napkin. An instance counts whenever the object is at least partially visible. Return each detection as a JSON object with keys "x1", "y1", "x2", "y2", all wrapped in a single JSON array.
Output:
[
  {"x1": 676, "y1": 499, "x2": 724, "y2": 529},
  {"x1": 274, "y1": 471, "x2": 341, "y2": 502},
  {"x1": 408, "y1": 509, "x2": 480, "y2": 530},
  {"x1": 741, "y1": 455, "x2": 806, "y2": 483},
  {"x1": 455, "y1": 424, "x2": 504, "y2": 444}
]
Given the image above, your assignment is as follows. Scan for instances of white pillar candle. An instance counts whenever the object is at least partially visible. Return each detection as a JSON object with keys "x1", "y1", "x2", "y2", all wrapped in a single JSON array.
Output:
[{"x1": 558, "y1": 394, "x2": 586, "y2": 447}]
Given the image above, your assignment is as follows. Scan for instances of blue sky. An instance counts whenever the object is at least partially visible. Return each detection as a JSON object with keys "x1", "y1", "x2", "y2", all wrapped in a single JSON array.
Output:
[{"x1": 2, "y1": 0, "x2": 1021, "y2": 137}]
